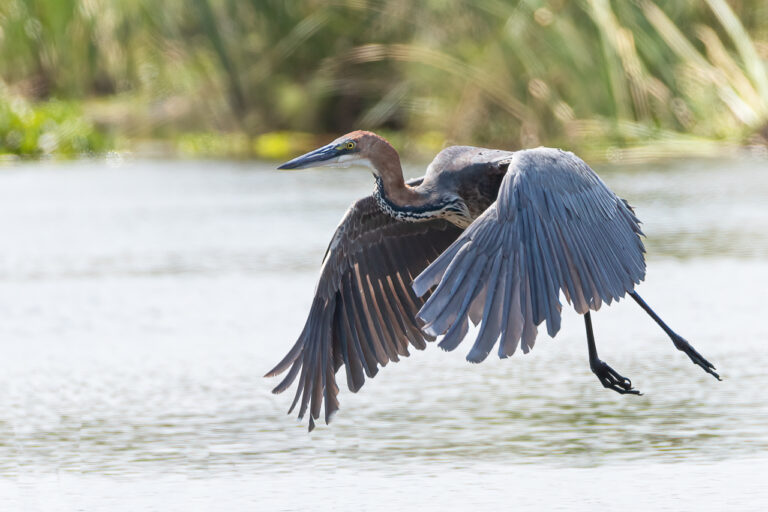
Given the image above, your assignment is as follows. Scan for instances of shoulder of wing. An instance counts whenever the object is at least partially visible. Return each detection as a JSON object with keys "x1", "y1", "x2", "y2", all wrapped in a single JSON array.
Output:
[
  {"x1": 321, "y1": 195, "x2": 387, "y2": 265},
  {"x1": 319, "y1": 194, "x2": 461, "y2": 297},
  {"x1": 427, "y1": 146, "x2": 513, "y2": 174},
  {"x1": 497, "y1": 147, "x2": 620, "y2": 220}
]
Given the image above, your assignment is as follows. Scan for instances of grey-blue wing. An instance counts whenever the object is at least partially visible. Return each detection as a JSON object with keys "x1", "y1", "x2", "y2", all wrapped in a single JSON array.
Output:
[{"x1": 412, "y1": 147, "x2": 645, "y2": 362}]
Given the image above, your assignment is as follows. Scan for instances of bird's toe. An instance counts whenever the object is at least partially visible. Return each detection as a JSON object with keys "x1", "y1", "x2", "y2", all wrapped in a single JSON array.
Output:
[
  {"x1": 593, "y1": 360, "x2": 642, "y2": 395},
  {"x1": 672, "y1": 335, "x2": 721, "y2": 380}
]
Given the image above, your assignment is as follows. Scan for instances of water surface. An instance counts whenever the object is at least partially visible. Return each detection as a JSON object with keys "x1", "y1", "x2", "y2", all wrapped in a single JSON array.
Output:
[{"x1": 0, "y1": 157, "x2": 767, "y2": 510}]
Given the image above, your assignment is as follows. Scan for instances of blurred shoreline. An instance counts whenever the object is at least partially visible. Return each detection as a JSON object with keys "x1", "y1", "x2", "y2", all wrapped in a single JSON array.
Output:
[
  {"x1": 0, "y1": 127, "x2": 766, "y2": 165},
  {"x1": 2, "y1": 1, "x2": 768, "y2": 163}
]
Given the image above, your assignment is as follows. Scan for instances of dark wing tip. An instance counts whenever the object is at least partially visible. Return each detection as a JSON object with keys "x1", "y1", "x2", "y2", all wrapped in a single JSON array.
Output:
[{"x1": 264, "y1": 358, "x2": 293, "y2": 379}]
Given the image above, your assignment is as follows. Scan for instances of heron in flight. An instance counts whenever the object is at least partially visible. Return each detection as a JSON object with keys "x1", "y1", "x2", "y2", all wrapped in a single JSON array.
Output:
[{"x1": 266, "y1": 131, "x2": 719, "y2": 431}]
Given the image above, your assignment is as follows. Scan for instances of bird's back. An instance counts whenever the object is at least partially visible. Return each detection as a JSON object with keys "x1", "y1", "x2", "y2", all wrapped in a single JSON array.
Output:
[{"x1": 422, "y1": 146, "x2": 512, "y2": 219}]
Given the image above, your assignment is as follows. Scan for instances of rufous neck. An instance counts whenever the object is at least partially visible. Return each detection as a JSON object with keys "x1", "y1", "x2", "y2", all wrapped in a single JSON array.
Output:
[{"x1": 367, "y1": 140, "x2": 425, "y2": 206}]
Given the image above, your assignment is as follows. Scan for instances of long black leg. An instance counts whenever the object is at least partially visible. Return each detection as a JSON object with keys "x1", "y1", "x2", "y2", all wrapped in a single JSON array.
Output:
[
  {"x1": 629, "y1": 291, "x2": 720, "y2": 380},
  {"x1": 585, "y1": 312, "x2": 640, "y2": 395}
]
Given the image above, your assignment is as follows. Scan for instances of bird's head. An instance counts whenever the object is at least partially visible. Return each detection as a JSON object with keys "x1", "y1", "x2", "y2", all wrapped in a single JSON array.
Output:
[{"x1": 277, "y1": 131, "x2": 397, "y2": 174}]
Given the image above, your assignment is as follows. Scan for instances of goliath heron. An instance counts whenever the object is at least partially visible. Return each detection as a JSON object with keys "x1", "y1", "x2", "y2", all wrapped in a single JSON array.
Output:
[{"x1": 266, "y1": 131, "x2": 719, "y2": 431}]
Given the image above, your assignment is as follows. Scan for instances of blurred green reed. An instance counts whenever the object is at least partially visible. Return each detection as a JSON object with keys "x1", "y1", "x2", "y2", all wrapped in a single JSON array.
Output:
[{"x1": 0, "y1": 0, "x2": 766, "y2": 159}]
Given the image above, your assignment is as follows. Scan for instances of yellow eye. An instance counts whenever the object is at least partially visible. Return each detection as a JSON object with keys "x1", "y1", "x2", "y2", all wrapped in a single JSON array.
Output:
[{"x1": 346, "y1": 141, "x2": 355, "y2": 150}]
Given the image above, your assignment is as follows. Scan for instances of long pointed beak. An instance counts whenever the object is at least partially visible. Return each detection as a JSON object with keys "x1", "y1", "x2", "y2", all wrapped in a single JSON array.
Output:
[{"x1": 278, "y1": 143, "x2": 341, "y2": 170}]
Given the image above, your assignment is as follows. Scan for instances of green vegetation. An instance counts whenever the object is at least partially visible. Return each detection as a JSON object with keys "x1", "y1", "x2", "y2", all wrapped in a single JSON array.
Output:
[
  {"x1": 0, "y1": 90, "x2": 107, "y2": 158},
  {"x1": 1, "y1": 0, "x2": 767, "y2": 160}
]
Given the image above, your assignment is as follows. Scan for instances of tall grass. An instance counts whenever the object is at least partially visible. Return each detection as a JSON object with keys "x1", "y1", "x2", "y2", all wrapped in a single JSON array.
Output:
[{"x1": 0, "y1": 0, "x2": 767, "y2": 158}]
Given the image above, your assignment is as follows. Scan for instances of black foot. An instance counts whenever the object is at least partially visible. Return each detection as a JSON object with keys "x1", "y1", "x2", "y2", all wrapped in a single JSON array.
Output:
[
  {"x1": 591, "y1": 359, "x2": 641, "y2": 395},
  {"x1": 672, "y1": 334, "x2": 721, "y2": 380}
]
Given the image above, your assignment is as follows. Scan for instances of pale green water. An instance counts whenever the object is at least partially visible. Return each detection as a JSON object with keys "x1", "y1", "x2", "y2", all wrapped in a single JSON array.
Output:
[{"x1": 0, "y1": 157, "x2": 767, "y2": 510}]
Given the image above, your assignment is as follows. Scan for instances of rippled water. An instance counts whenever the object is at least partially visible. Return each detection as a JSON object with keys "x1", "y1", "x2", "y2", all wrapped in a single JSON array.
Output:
[{"x1": 1, "y1": 157, "x2": 767, "y2": 510}]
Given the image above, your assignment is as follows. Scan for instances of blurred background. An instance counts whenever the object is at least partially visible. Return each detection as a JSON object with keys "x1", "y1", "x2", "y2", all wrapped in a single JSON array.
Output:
[
  {"x1": 1, "y1": 1, "x2": 768, "y2": 511},
  {"x1": 1, "y1": 0, "x2": 768, "y2": 161}
]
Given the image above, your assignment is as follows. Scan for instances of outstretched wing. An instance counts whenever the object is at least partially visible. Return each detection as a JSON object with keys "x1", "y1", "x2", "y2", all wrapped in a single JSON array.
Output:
[
  {"x1": 413, "y1": 148, "x2": 645, "y2": 363},
  {"x1": 266, "y1": 195, "x2": 462, "y2": 430}
]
